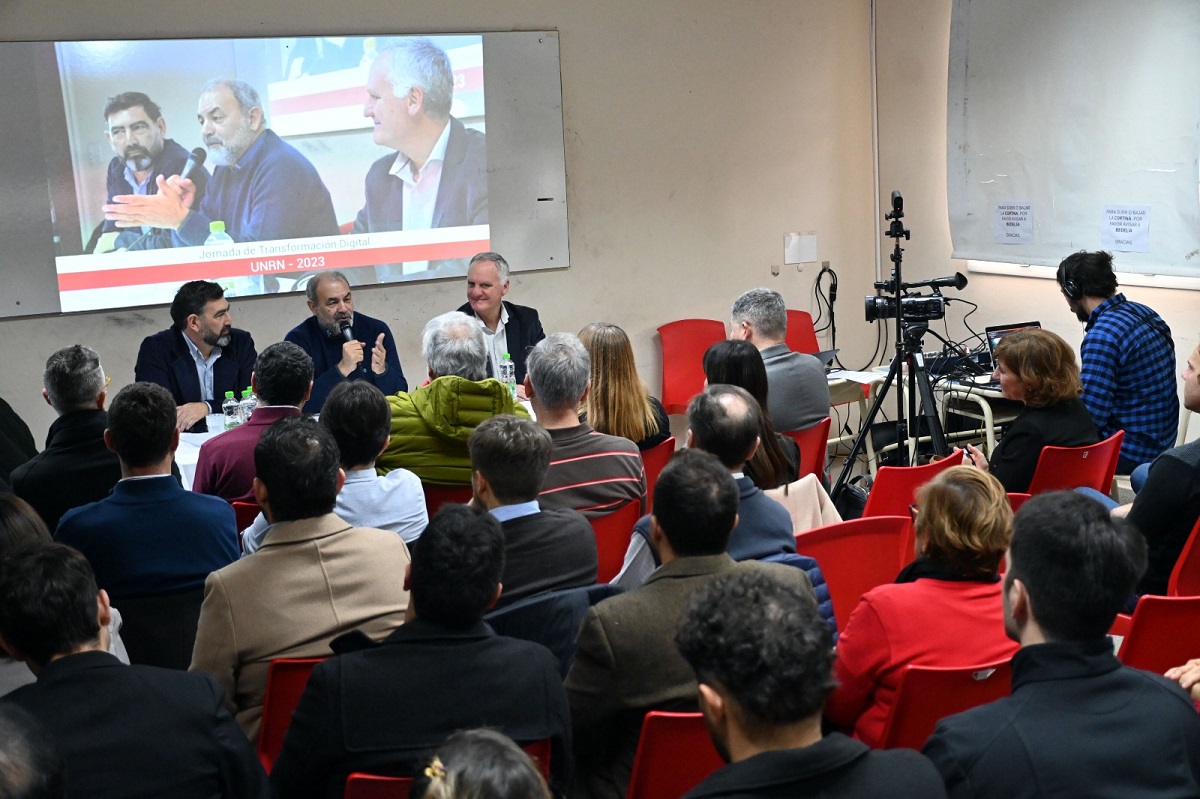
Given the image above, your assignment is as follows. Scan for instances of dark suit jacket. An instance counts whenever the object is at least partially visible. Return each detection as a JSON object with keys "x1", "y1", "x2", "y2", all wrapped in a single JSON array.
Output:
[
  {"x1": 10, "y1": 409, "x2": 121, "y2": 531},
  {"x1": 4, "y1": 651, "x2": 269, "y2": 799},
  {"x1": 270, "y1": 619, "x2": 571, "y2": 799},
  {"x1": 102, "y1": 138, "x2": 210, "y2": 239},
  {"x1": 456, "y1": 300, "x2": 545, "y2": 384},
  {"x1": 0, "y1": 395, "x2": 36, "y2": 484},
  {"x1": 565, "y1": 556, "x2": 815, "y2": 799},
  {"x1": 495, "y1": 506, "x2": 599, "y2": 609},
  {"x1": 134, "y1": 326, "x2": 257, "y2": 428}
]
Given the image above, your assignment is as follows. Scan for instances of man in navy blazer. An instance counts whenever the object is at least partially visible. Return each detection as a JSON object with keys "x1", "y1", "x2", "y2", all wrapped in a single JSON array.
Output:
[
  {"x1": 351, "y1": 38, "x2": 488, "y2": 280},
  {"x1": 55, "y1": 382, "x2": 238, "y2": 603},
  {"x1": 135, "y1": 280, "x2": 256, "y2": 432},
  {"x1": 456, "y1": 252, "x2": 544, "y2": 386}
]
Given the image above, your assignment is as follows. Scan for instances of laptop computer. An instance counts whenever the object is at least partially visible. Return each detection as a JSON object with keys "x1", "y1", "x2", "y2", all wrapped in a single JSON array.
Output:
[{"x1": 962, "y1": 321, "x2": 1041, "y2": 386}]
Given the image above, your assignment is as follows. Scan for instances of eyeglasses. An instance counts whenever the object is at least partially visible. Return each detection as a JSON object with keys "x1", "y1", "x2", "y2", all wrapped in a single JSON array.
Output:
[
  {"x1": 909, "y1": 503, "x2": 919, "y2": 524},
  {"x1": 104, "y1": 375, "x2": 112, "y2": 388}
]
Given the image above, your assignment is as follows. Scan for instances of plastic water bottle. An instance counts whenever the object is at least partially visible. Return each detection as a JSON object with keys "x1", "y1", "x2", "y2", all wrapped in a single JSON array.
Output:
[
  {"x1": 498, "y1": 353, "x2": 517, "y2": 399},
  {"x1": 239, "y1": 385, "x2": 257, "y2": 423},
  {"x1": 222, "y1": 391, "x2": 241, "y2": 430},
  {"x1": 205, "y1": 220, "x2": 234, "y2": 247}
]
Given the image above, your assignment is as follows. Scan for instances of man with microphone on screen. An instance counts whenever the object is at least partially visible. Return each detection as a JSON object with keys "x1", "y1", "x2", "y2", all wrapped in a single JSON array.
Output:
[
  {"x1": 102, "y1": 78, "x2": 338, "y2": 250},
  {"x1": 285, "y1": 270, "x2": 407, "y2": 413}
]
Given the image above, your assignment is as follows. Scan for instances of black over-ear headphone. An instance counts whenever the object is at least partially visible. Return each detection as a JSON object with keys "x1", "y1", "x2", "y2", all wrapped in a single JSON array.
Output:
[{"x1": 1057, "y1": 262, "x2": 1083, "y2": 301}]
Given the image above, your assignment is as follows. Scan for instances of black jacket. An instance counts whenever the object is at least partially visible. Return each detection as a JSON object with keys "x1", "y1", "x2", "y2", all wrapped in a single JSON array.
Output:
[
  {"x1": 134, "y1": 326, "x2": 257, "y2": 429},
  {"x1": 456, "y1": 300, "x2": 545, "y2": 384}
]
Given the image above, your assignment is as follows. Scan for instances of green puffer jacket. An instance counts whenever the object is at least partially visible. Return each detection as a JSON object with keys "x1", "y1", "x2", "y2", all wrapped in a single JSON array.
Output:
[{"x1": 376, "y1": 375, "x2": 530, "y2": 485}]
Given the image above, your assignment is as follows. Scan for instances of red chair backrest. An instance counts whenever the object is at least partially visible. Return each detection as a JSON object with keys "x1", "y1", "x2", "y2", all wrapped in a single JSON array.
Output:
[
  {"x1": 1117, "y1": 595, "x2": 1200, "y2": 675},
  {"x1": 861, "y1": 452, "x2": 963, "y2": 518},
  {"x1": 257, "y1": 657, "x2": 324, "y2": 772},
  {"x1": 793, "y1": 516, "x2": 913, "y2": 629},
  {"x1": 640, "y1": 436, "x2": 676, "y2": 514},
  {"x1": 1006, "y1": 493, "x2": 1032, "y2": 515},
  {"x1": 589, "y1": 500, "x2": 643, "y2": 582},
  {"x1": 782, "y1": 417, "x2": 832, "y2": 479},
  {"x1": 421, "y1": 484, "x2": 474, "y2": 518},
  {"x1": 626, "y1": 712, "x2": 725, "y2": 799},
  {"x1": 1168, "y1": 516, "x2": 1200, "y2": 597},
  {"x1": 657, "y1": 319, "x2": 727, "y2": 415},
  {"x1": 785, "y1": 309, "x2": 821, "y2": 354},
  {"x1": 878, "y1": 659, "x2": 1013, "y2": 750},
  {"x1": 343, "y1": 740, "x2": 552, "y2": 798},
  {"x1": 1025, "y1": 430, "x2": 1124, "y2": 496}
]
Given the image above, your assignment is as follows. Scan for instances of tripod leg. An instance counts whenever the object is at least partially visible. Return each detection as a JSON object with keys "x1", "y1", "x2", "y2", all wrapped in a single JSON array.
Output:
[
  {"x1": 831, "y1": 357, "x2": 902, "y2": 501},
  {"x1": 911, "y1": 353, "x2": 949, "y2": 457}
]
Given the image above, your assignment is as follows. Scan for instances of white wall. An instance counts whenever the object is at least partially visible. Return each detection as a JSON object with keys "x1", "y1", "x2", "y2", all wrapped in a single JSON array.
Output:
[{"x1": 0, "y1": 1, "x2": 879, "y2": 435}]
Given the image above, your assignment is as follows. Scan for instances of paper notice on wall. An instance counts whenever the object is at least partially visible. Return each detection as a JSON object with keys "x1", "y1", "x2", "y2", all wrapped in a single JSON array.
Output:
[
  {"x1": 1101, "y1": 205, "x2": 1150, "y2": 252},
  {"x1": 993, "y1": 202, "x2": 1034, "y2": 244}
]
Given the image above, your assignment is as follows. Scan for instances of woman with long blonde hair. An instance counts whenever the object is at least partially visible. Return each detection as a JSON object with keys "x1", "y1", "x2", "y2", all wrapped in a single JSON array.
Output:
[{"x1": 578, "y1": 323, "x2": 670, "y2": 450}]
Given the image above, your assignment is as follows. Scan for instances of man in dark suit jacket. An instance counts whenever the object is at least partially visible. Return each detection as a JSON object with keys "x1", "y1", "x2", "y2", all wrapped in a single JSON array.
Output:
[
  {"x1": 11, "y1": 346, "x2": 122, "y2": 532},
  {"x1": 351, "y1": 39, "x2": 488, "y2": 280},
  {"x1": 0, "y1": 542, "x2": 269, "y2": 798},
  {"x1": 565, "y1": 449, "x2": 815, "y2": 799},
  {"x1": 271, "y1": 504, "x2": 570, "y2": 799},
  {"x1": 55, "y1": 382, "x2": 238, "y2": 602},
  {"x1": 469, "y1": 414, "x2": 597, "y2": 609},
  {"x1": 134, "y1": 280, "x2": 256, "y2": 432},
  {"x1": 457, "y1": 252, "x2": 545, "y2": 385}
]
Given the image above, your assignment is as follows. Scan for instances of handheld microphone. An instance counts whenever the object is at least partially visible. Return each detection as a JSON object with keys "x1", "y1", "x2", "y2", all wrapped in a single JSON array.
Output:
[
  {"x1": 340, "y1": 321, "x2": 364, "y2": 372},
  {"x1": 179, "y1": 148, "x2": 207, "y2": 182}
]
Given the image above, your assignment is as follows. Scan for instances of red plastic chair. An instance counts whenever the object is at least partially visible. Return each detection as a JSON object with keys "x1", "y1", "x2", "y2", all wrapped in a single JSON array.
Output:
[
  {"x1": 589, "y1": 500, "x2": 643, "y2": 582},
  {"x1": 861, "y1": 452, "x2": 963, "y2": 518},
  {"x1": 782, "y1": 416, "x2": 832, "y2": 479},
  {"x1": 1168, "y1": 516, "x2": 1200, "y2": 597},
  {"x1": 640, "y1": 436, "x2": 676, "y2": 514},
  {"x1": 231, "y1": 501, "x2": 260, "y2": 552},
  {"x1": 1117, "y1": 595, "x2": 1200, "y2": 675},
  {"x1": 1007, "y1": 493, "x2": 1032, "y2": 514},
  {"x1": 1025, "y1": 430, "x2": 1124, "y2": 496},
  {"x1": 657, "y1": 319, "x2": 727, "y2": 415},
  {"x1": 257, "y1": 657, "x2": 324, "y2": 772},
  {"x1": 793, "y1": 516, "x2": 913, "y2": 627},
  {"x1": 626, "y1": 712, "x2": 725, "y2": 799},
  {"x1": 343, "y1": 740, "x2": 552, "y2": 798},
  {"x1": 421, "y1": 483, "x2": 474, "y2": 518},
  {"x1": 785, "y1": 309, "x2": 821, "y2": 354},
  {"x1": 878, "y1": 659, "x2": 1013, "y2": 750}
]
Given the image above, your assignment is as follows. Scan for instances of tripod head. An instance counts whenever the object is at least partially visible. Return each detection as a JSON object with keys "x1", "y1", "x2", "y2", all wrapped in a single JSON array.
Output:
[{"x1": 885, "y1": 190, "x2": 910, "y2": 241}]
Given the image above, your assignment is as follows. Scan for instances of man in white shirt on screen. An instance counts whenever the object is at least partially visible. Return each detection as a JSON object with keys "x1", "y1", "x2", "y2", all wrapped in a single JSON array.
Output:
[{"x1": 351, "y1": 37, "x2": 488, "y2": 279}]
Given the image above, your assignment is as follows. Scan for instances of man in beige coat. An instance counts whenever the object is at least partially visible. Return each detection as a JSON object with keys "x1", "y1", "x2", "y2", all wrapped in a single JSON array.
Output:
[{"x1": 190, "y1": 416, "x2": 411, "y2": 742}]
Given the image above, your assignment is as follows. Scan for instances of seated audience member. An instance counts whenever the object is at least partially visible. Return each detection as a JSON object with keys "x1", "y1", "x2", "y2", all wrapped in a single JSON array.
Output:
[
  {"x1": 134, "y1": 280, "x2": 256, "y2": 432},
  {"x1": 242, "y1": 381, "x2": 427, "y2": 555},
  {"x1": 10, "y1": 346, "x2": 122, "y2": 531},
  {"x1": 190, "y1": 416, "x2": 411, "y2": 742},
  {"x1": 527, "y1": 333, "x2": 646, "y2": 518},
  {"x1": 377, "y1": 311, "x2": 529, "y2": 484},
  {"x1": 729, "y1": 288, "x2": 829, "y2": 433},
  {"x1": 676, "y1": 569, "x2": 946, "y2": 799},
  {"x1": 961, "y1": 329, "x2": 1098, "y2": 493},
  {"x1": 578, "y1": 323, "x2": 670, "y2": 451},
  {"x1": 0, "y1": 542, "x2": 269, "y2": 798},
  {"x1": 0, "y1": 495, "x2": 128, "y2": 696},
  {"x1": 703, "y1": 339, "x2": 800, "y2": 488},
  {"x1": 614, "y1": 385, "x2": 795, "y2": 588},
  {"x1": 923, "y1": 491, "x2": 1200, "y2": 797},
  {"x1": 565, "y1": 449, "x2": 814, "y2": 799},
  {"x1": 270, "y1": 505, "x2": 570, "y2": 799},
  {"x1": 55, "y1": 382, "x2": 238, "y2": 602},
  {"x1": 0, "y1": 395, "x2": 36, "y2": 489},
  {"x1": 285, "y1": 271, "x2": 407, "y2": 413},
  {"x1": 193, "y1": 341, "x2": 313, "y2": 503},
  {"x1": 457, "y1": 252, "x2": 545, "y2": 384},
  {"x1": 1167, "y1": 658, "x2": 1200, "y2": 701},
  {"x1": 411, "y1": 729, "x2": 552, "y2": 799},
  {"x1": 0, "y1": 703, "x2": 64, "y2": 799},
  {"x1": 825, "y1": 467, "x2": 1018, "y2": 747},
  {"x1": 468, "y1": 414, "x2": 598, "y2": 608}
]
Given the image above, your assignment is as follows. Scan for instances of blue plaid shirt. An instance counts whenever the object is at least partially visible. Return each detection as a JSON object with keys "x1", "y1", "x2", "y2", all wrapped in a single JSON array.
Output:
[{"x1": 1080, "y1": 293, "x2": 1179, "y2": 467}]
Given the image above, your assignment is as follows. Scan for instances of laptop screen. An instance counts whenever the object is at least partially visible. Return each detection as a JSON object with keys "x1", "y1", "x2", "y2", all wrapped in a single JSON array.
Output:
[{"x1": 984, "y1": 321, "x2": 1041, "y2": 364}]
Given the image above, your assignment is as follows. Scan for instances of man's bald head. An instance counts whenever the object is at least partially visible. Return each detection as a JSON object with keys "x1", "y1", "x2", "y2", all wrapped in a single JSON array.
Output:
[{"x1": 687, "y1": 384, "x2": 761, "y2": 469}]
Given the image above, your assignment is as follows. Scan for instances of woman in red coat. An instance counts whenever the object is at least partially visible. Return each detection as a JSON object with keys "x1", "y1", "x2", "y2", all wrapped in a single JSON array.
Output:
[{"x1": 824, "y1": 466, "x2": 1019, "y2": 746}]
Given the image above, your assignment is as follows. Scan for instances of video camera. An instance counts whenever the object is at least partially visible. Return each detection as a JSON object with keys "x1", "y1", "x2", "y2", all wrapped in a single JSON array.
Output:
[{"x1": 863, "y1": 271, "x2": 967, "y2": 324}]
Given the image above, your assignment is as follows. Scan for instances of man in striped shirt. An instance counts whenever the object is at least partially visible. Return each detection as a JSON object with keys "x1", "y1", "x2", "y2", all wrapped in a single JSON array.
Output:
[{"x1": 526, "y1": 333, "x2": 646, "y2": 519}]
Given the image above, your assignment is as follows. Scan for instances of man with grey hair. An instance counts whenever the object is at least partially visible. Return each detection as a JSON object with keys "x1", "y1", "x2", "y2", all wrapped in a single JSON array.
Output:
[
  {"x1": 352, "y1": 37, "x2": 488, "y2": 279},
  {"x1": 285, "y1": 270, "x2": 407, "y2": 413},
  {"x1": 730, "y1": 288, "x2": 829, "y2": 432},
  {"x1": 526, "y1": 332, "x2": 646, "y2": 519},
  {"x1": 104, "y1": 77, "x2": 338, "y2": 249},
  {"x1": 456, "y1": 251, "x2": 545, "y2": 386},
  {"x1": 377, "y1": 311, "x2": 528, "y2": 484},
  {"x1": 11, "y1": 346, "x2": 123, "y2": 531}
]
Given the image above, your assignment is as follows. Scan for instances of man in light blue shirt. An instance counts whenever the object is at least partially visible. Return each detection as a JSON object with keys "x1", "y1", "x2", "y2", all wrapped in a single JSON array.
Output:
[{"x1": 241, "y1": 381, "x2": 426, "y2": 554}]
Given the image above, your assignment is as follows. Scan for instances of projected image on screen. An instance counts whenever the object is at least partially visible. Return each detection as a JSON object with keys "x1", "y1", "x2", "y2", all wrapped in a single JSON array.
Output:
[{"x1": 53, "y1": 34, "x2": 489, "y2": 312}]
